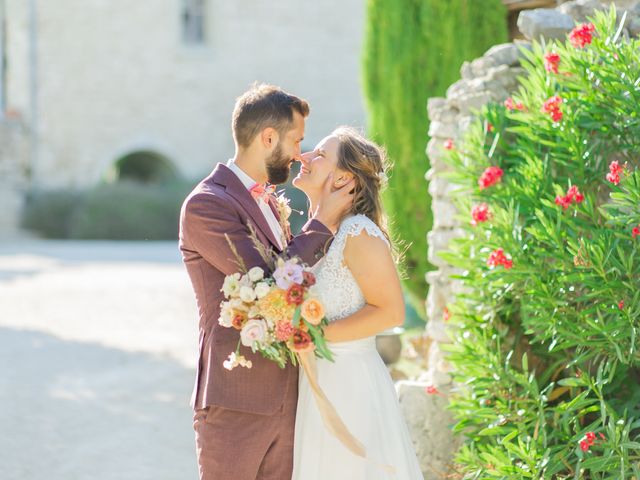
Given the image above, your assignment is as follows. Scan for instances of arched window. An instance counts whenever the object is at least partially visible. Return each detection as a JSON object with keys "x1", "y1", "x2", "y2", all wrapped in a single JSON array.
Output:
[
  {"x1": 182, "y1": 0, "x2": 206, "y2": 45},
  {"x1": 111, "y1": 151, "x2": 179, "y2": 184}
]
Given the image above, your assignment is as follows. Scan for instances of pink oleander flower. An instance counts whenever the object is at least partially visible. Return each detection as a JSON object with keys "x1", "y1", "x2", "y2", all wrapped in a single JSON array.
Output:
[
  {"x1": 578, "y1": 431, "x2": 602, "y2": 453},
  {"x1": 544, "y1": 52, "x2": 561, "y2": 73},
  {"x1": 555, "y1": 194, "x2": 572, "y2": 210},
  {"x1": 471, "y1": 203, "x2": 491, "y2": 226},
  {"x1": 569, "y1": 23, "x2": 596, "y2": 49},
  {"x1": 556, "y1": 185, "x2": 584, "y2": 210},
  {"x1": 504, "y1": 97, "x2": 525, "y2": 111},
  {"x1": 606, "y1": 172, "x2": 620, "y2": 185},
  {"x1": 606, "y1": 161, "x2": 624, "y2": 185},
  {"x1": 478, "y1": 166, "x2": 504, "y2": 190},
  {"x1": 566, "y1": 185, "x2": 585, "y2": 204},
  {"x1": 542, "y1": 96, "x2": 563, "y2": 122},
  {"x1": 487, "y1": 248, "x2": 513, "y2": 269},
  {"x1": 425, "y1": 385, "x2": 444, "y2": 396},
  {"x1": 444, "y1": 138, "x2": 455, "y2": 150},
  {"x1": 443, "y1": 307, "x2": 451, "y2": 322}
]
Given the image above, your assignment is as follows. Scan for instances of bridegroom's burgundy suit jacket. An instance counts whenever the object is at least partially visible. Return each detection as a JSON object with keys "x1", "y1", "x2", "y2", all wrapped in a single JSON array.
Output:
[{"x1": 179, "y1": 163, "x2": 333, "y2": 415}]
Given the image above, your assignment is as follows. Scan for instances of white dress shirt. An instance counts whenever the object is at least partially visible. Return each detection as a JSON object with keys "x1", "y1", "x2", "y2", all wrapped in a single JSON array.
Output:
[{"x1": 226, "y1": 160, "x2": 284, "y2": 250}]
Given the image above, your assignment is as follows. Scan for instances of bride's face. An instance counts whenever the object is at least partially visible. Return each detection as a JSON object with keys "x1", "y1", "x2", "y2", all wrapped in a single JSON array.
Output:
[{"x1": 294, "y1": 135, "x2": 352, "y2": 195}]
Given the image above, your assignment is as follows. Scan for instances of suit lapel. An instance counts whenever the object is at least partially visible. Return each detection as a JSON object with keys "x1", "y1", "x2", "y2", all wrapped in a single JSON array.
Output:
[{"x1": 209, "y1": 163, "x2": 282, "y2": 251}]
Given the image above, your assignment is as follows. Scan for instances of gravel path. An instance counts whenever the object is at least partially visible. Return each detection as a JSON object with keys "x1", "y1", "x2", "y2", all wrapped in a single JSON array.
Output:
[{"x1": 0, "y1": 240, "x2": 199, "y2": 480}]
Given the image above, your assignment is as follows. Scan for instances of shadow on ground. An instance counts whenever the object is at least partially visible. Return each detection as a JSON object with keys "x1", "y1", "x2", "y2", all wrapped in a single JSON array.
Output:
[{"x1": 0, "y1": 327, "x2": 198, "y2": 480}]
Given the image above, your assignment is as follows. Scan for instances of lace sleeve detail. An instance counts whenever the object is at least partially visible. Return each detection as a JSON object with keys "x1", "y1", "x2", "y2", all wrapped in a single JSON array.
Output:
[{"x1": 327, "y1": 215, "x2": 390, "y2": 263}]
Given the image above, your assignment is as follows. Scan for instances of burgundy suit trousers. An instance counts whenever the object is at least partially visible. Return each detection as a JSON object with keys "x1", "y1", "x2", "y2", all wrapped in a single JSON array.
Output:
[{"x1": 193, "y1": 372, "x2": 298, "y2": 480}]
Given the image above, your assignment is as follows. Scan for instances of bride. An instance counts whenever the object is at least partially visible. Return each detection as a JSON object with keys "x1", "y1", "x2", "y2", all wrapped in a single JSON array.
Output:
[{"x1": 291, "y1": 127, "x2": 424, "y2": 479}]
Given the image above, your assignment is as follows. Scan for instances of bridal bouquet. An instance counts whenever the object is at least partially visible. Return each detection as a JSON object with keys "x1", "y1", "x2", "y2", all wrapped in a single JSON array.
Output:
[{"x1": 218, "y1": 257, "x2": 333, "y2": 370}]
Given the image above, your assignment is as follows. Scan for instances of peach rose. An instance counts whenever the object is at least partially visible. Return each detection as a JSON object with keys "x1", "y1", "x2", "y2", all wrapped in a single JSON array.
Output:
[{"x1": 300, "y1": 298, "x2": 324, "y2": 326}]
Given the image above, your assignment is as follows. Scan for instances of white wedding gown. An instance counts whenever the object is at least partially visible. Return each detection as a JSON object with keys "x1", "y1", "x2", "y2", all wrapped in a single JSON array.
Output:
[{"x1": 292, "y1": 214, "x2": 424, "y2": 480}]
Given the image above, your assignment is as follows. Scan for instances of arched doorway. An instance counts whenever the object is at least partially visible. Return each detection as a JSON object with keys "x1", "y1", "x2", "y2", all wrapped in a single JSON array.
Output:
[{"x1": 111, "y1": 150, "x2": 179, "y2": 184}]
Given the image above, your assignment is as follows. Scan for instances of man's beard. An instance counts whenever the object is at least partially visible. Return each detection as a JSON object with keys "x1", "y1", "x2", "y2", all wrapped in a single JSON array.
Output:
[{"x1": 265, "y1": 144, "x2": 292, "y2": 184}]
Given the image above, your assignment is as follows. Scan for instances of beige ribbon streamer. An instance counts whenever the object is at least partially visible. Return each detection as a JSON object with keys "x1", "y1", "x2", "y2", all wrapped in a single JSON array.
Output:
[{"x1": 298, "y1": 350, "x2": 396, "y2": 475}]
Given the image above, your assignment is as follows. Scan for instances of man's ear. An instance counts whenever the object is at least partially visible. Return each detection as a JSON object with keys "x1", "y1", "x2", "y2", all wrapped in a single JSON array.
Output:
[{"x1": 260, "y1": 127, "x2": 279, "y2": 149}]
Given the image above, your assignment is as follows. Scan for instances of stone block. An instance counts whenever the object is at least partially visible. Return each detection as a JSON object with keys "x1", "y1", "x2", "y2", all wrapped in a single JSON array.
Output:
[
  {"x1": 427, "y1": 97, "x2": 447, "y2": 120},
  {"x1": 517, "y1": 8, "x2": 575, "y2": 41},
  {"x1": 469, "y1": 56, "x2": 497, "y2": 78},
  {"x1": 427, "y1": 229, "x2": 465, "y2": 268},
  {"x1": 457, "y1": 91, "x2": 493, "y2": 116},
  {"x1": 376, "y1": 333, "x2": 403, "y2": 365},
  {"x1": 428, "y1": 175, "x2": 460, "y2": 200},
  {"x1": 396, "y1": 381, "x2": 461, "y2": 480},
  {"x1": 445, "y1": 79, "x2": 470, "y2": 103},
  {"x1": 427, "y1": 120, "x2": 458, "y2": 140},
  {"x1": 483, "y1": 42, "x2": 522, "y2": 67},
  {"x1": 460, "y1": 61, "x2": 474, "y2": 80},
  {"x1": 432, "y1": 200, "x2": 459, "y2": 230},
  {"x1": 558, "y1": 0, "x2": 605, "y2": 23}
]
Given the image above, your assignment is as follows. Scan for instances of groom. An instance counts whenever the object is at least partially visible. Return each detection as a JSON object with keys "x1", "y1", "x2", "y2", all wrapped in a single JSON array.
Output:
[{"x1": 179, "y1": 84, "x2": 353, "y2": 480}]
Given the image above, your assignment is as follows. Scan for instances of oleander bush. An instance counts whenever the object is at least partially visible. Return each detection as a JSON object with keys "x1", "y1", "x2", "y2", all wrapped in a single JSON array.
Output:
[{"x1": 440, "y1": 8, "x2": 640, "y2": 479}]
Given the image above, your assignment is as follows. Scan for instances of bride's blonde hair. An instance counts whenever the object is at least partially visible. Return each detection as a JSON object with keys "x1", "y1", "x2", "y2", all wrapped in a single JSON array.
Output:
[{"x1": 332, "y1": 126, "x2": 397, "y2": 255}]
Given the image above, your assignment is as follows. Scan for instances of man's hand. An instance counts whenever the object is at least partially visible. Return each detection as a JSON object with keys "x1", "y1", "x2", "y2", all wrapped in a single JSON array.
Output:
[{"x1": 313, "y1": 172, "x2": 355, "y2": 233}]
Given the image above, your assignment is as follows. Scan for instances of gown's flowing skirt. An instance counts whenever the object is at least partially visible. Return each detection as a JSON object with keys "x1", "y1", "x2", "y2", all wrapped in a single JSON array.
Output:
[{"x1": 292, "y1": 337, "x2": 424, "y2": 480}]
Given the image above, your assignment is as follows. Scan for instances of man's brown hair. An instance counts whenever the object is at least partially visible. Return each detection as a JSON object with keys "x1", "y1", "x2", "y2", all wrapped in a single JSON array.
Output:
[{"x1": 232, "y1": 83, "x2": 310, "y2": 148}]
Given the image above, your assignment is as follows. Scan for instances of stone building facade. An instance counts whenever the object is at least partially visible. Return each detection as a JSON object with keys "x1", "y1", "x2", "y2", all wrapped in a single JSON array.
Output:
[{"x1": 0, "y1": 0, "x2": 366, "y2": 233}]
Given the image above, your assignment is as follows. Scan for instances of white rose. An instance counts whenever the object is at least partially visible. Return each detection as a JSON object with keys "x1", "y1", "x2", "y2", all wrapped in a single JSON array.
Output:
[
  {"x1": 218, "y1": 302, "x2": 234, "y2": 328},
  {"x1": 240, "y1": 273, "x2": 252, "y2": 287},
  {"x1": 248, "y1": 266, "x2": 264, "y2": 283},
  {"x1": 221, "y1": 273, "x2": 241, "y2": 298},
  {"x1": 240, "y1": 319, "x2": 268, "y2": 347},
  {"x1": 239, "y1": 285, "x2": 257, "y2": 303},
  {"x1": 254, "y1": 282, "x2": 271, "y2": 299}
]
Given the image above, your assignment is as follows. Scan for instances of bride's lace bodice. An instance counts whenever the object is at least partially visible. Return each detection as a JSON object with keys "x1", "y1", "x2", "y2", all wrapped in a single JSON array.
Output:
[{"x1": 311, "y1": 214, "x2": 390, "y2": 323}]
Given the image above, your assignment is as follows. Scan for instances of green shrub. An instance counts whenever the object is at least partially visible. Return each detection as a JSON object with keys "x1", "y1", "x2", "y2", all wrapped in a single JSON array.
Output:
[
  {"x1": 362, "y1": 0, "x2": 508, "y2": 315},
  {"x1": 441, "y1": 8, "x2": 640, "y2": 478},
  {"x1": 22, "y1": 190, "x2": 80, "y2": 238},
  {"x1": 22, "y1": 180, "x2": 195, "y2": 240}
]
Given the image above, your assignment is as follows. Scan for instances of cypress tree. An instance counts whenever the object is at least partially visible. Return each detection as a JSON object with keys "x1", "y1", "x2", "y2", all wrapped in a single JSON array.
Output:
[{"x1": 362, "y1": 0, "x2": 508, "y2": 314}]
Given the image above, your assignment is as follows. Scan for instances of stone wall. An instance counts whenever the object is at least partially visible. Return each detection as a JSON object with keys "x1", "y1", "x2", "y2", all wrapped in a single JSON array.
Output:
[
  {"x1": 397, "y1": 1, "x2": 640, "y2": 478},
  {"x1": 0, "y1": 120, "x2": 29, "y2": 237},
  {"x1": 5, "y1": 0, "x2": 366, "y2": 189}
]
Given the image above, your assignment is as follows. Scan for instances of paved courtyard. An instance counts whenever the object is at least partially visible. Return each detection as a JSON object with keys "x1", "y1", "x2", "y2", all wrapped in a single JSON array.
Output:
[{"x1": 0, "y1": 240, "x2": 200, "y2": 479}]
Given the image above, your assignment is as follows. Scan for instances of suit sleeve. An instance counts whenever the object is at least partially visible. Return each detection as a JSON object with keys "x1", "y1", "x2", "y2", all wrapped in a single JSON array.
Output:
[{"x1": 181, "y1": 192, "x2": 333, "y2": 276}]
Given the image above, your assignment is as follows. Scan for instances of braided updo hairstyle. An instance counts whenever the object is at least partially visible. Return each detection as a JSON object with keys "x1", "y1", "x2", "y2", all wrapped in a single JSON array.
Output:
[{"x1": 332, "y1": 126, "x2": 394, "y2": 249}]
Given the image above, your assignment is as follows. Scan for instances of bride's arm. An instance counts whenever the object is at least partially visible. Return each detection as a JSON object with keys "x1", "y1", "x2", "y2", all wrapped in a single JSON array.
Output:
[{"x1": 322, "y1": 231, "x2": 404, "y2": 343}]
